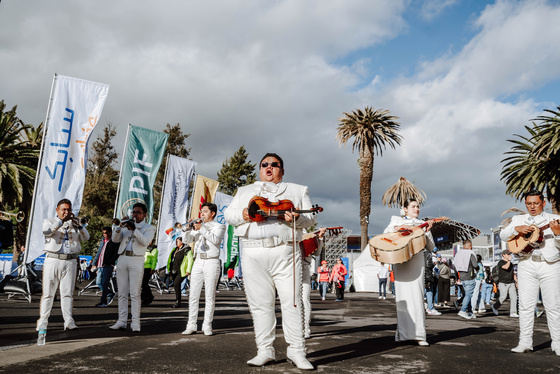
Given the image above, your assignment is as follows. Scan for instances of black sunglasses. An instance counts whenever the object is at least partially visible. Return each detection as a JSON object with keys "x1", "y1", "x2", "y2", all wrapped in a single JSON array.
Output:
[{"x1": 261, "y1": 162, "x2": 281, "y2": 168}]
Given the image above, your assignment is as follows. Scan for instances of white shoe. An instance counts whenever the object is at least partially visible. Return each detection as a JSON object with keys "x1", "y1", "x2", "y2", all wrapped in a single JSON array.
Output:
[
  {"x1": 510, "y1": 313, "x2": 519, "y2": 318},
  {"x1": 182, "y1": 325, "x2": 197, "y2": 335},
  {"x1": 379, "y1": 296, "x2": 383, "y2": 299},
  {"x1": 383, "y1": 296, "x2": 386, "y2": 300},
  {"x1": 458, "y1": 311, "x2": 472, "y2": 319},
  {"x1": 64, "y1": 322, "x2": 78, "y2": 331},
  {"x1": 418, "y1": 340, "x2": 429, "y2": 346},
  {"x1": 427, "y1": 309, "x2": 441, "y2": 316},
  {"x1": 202, "y1": 325, "x2": 213, "y2": 336},
  {"x1": 109, "y1": 321, "x2": 127, "y2": 330},
  {"x1": 247, "y1": 351, "x2": 275, "y2": 367},
  {"x1": 287, "y1": 352, "x2": 314, "y2": 370},
  {"x1": 551, "y1": 342, "x2": 560, "y2": 356},
  {"x1": 511, "y1": 345, "x2": 533, "y2": 353},
  {"x1": 478, "y1": 309, "x2": 485, "y2": 314},
  {"x1": 131, "y1": 322, "x2": 141, "y2": 332}
]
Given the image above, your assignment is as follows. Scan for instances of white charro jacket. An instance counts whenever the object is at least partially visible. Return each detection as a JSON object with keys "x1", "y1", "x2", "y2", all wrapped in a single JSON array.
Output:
[
  {"x1": 500, "y1": 211, "x2": 560, "y2": 263},
  {"x1": 42, "y1": 217, "x2": 90, "y2": 254},
  {"x1": 224, "y1": 181, "x2": 315, "y2": 243},
  {"x1": 113, "y1": 220, "x2": 156, "y2": 256},
  {"x1": 182, "y1": 220, "x2": 225, "y2": 258}
]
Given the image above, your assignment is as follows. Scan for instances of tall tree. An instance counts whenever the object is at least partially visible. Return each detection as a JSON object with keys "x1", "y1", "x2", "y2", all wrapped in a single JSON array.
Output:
[
  {"x1": 336, "y1": 107, "x2": 403, "y2": 249},
  {"x1": 501, "y1": 106, "x2": 560, "y2": 213},
  {"x1": 153, "y1": 123, "x2": 191, "y2": 221},
  {"x1": 217, "y1": 146, "x2": 256, "y2": 196},
  {"x1": 0, "y1": 100, "x2": 42, "y2": 259}
]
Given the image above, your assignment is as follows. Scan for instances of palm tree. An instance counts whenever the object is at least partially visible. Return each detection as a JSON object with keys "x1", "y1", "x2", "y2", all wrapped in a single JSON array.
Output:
[
  {"x1": 0, "y1": 100, "x2": 42, "y2": 259},
  {"x1": 336, "y1": 106, "x2": 403, "y2": 249},
  {"x1": 382, "y1": 176, "x2": 426, "y2": 208},
  {"x1": 501, "y1": 109, "x2": 560, "y2": 213}
]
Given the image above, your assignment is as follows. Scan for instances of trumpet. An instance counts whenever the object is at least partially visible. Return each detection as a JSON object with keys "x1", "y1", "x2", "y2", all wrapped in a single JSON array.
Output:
[
  {"x1": 0, "y1": 210, "x2": 25, "y2": 222},
  {"x1": 71, "y1": 215, "x2": 89, "y2": 228},
  {"x1": 174, "y1": 218, "x2": 202, "y2": 231},
  {"x1": 113, "y1": 217, "x2": 135, "y2": 230}
]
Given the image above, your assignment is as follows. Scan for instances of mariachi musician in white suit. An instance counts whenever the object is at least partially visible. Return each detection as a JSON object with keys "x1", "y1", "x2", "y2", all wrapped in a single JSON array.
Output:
[
  {"x1": 383, "y1": 198, "x2": 435, "y2": 346},
  {"x1": 37, "y1": 198, "x2": 89, "y2": 331},
  {"x1": 225, "y1": 153, "x2": 315, "y2": 370},
  {"x1": 500, "y1": 190, "x2": 560, "y2": 355},
  {"x1": 110, "y1": 203, "x2": 156, "y2": 332},
  {"x1": 182, "y1": 202, "x2": 226, "y2": 336}
]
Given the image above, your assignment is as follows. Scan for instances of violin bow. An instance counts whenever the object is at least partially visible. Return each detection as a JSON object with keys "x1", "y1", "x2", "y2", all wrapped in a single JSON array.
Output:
[{"x1": 292, "y1": 207, "x2": 297, "y2": 308}]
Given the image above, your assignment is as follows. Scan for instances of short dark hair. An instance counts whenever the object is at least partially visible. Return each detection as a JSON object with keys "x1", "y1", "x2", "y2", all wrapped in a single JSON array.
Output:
[
  {"x1": 133, "y1": 203, "x2": 147, "y2": 213},
  {"x1": 524, "y1": 189, "x2": 544, "y2": 202},
  {"x1": 260, "y1": 153, "x2": 284, "y2": 169},
  {"x1": 403, "y1": 199, "x2": 418, "y2": 209},
  {"x1": 202, "y1": 202, "x2": 217, "y2": 215},
  {"x1": 57, "y1": 198, "x2": 72, "y2": 208},
  {"x1": 102, "y1": 226, "x2": 111, "y2": 232}
]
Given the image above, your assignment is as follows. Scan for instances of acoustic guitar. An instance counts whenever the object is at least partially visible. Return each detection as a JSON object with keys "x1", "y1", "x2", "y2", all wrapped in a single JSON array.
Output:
[
  {"x1": 369, "y1": 217, "x2": 449, "y2": 264},
  {"x1": 507, "y1": 221, "x2": 558, "y2": 255}
]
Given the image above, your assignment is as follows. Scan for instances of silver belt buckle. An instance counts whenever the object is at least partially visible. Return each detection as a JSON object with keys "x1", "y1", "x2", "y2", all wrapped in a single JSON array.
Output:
[
  {"x1": 199, "y1": 253, "x2": 207, "y2": 259},
  {"x1": 531, "y1": 255, "x2": 543, "y2": 262}
]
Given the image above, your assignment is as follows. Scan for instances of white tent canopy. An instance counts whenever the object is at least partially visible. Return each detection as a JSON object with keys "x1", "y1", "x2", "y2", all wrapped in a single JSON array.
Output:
[{"x1": 353, "y1": 244, "x2": 384, "y2": 293}]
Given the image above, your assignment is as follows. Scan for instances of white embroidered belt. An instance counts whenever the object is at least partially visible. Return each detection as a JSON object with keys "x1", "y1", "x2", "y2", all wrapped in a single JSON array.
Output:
[
  {"x1": 122, "y1": 251, "x2": 143, "y2": 257},
  {"x1": 242, "y1": 237, "x2": 287, "y2": 248},
  {"x1": 46, "y1": 252, "x2": 79, "y2": 260},
  {"x1": 198, "y1": 253, "x2": 219, "y2": 259}
]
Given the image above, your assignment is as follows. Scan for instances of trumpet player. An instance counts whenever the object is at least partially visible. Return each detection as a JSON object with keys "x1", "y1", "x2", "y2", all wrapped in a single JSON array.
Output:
[
  {"x1": 110, "y1": 203, "x2": 156, "y2": 332},
  {"x1": 182, "y1": 203, "x2": 225, "y2": 336},
  {"x1": 37, "y1": 198, "x2": 89, "y2": 332}
]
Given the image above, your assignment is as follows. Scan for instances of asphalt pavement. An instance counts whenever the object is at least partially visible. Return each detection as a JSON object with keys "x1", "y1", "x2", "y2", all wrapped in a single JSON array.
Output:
[{"x1": 1, "y1": 283, "x2": 559, "y2": 373}]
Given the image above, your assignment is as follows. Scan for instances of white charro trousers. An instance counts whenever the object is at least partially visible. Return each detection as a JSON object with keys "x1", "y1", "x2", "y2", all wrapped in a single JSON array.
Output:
[
  {"x1": 37, "y1": 257, "x2": 77, "y2": 329},
  {"x1": 517, "y1": 259, "x2": 560, "y2": 348},
  {"x1": 242, "y1": 243, "x2": 305, "y2": 356},
  {"x1": 187, "y1": 258, "x2": 221, "y2": 329},
  {"x1": 302, "y1": 263, "x2": 312, "y2": 337},
  {"x1": 116, "y1": 255, "x2": 144, "y2": 326}
]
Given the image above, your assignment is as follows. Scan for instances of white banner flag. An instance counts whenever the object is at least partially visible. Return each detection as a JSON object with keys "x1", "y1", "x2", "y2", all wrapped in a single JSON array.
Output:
[
  {"x1": 156, "y1": 155, "x2": 197, "y2": 269},
  {"x1": 214, "y1": 191, "x2": 235, "y2": 270},
  {"x1": 26, "y1": 74, "x2": 109, "y2": 263}
]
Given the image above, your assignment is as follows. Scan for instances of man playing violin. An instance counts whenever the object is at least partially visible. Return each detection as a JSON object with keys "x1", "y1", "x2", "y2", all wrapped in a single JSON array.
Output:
[
  {"x1": 37, "y1": 198, "x2": 90, "y2": 332},
  {"x1": 225, "y1": 153, "x2": 315, "y2": 370},
  {"x1": 500, "y1": 190, "x2": 560, "y2": 355}
]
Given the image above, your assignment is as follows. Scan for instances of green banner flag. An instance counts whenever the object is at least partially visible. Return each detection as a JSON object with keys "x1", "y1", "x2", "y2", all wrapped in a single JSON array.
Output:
[{"x1": 116, "y1": 124, "x2": 169, "y2": 223}]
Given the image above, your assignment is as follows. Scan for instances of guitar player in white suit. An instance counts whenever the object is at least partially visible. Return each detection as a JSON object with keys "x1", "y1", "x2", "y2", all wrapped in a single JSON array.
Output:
[
  {"x1": 383, "y1": 199, "x2": 435, "y2": 346},
  {"x1": 37, "y1": 198, "x2": 89, "y2": 331},
  {"x1": 110, "y1": 203, "x2": 156, "y2": 332},
  {"x1": 225, "y1": 153, "x2": 315, "y2": 370},
  {"x1": 500, "y1": 190, "x2": 560, "y2": 355},
  {"x1": 182, "y1": 202, "x2": 225, "y2": 336}
]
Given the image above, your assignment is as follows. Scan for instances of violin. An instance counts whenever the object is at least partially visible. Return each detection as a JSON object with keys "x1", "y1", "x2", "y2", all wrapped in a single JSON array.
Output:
[
  {"x1": 300, "y1": 227, "x2": 343, "y2": 258},
  {"x1": 247, "y1": 196, "x2": 323, "y2": 222}
]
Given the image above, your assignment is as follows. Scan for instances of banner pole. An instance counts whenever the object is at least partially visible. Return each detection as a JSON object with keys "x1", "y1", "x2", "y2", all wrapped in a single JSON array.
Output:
[
  {"x1": 154, "y1": 154, "x2": 170, "y2": 245},
  {"x1": 21, "y1": 73, "x2": 58, "y2": 269},
  {"x1": 113, "y1": 124, "x2": 131, "y2": 218}
]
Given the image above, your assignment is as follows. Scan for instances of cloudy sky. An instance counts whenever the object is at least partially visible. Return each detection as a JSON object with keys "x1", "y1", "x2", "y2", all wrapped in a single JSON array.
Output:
[{"x1": 2, "y1": 0, "x2": 560, "y2": 241}]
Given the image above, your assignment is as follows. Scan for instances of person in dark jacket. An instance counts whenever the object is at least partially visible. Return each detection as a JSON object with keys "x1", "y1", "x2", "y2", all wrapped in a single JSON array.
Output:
[
  {"x1": 91, "y1": 227, "x2": 119, "y2": 307},
  {"x1": 424, "y1": 251, "x2": 441, "y2": 315}
]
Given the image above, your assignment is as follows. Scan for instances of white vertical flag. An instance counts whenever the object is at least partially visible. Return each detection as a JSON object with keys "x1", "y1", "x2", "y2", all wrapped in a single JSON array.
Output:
[
  {"x1": 156, "y1": 155, "x2": 197, "y2": 269},
  {"x1": 26, "y1": 74, "x2": 109, "y2": 263},
  {"x1": 214, "y1": 191, "x2": 236, "y2": 270}
]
